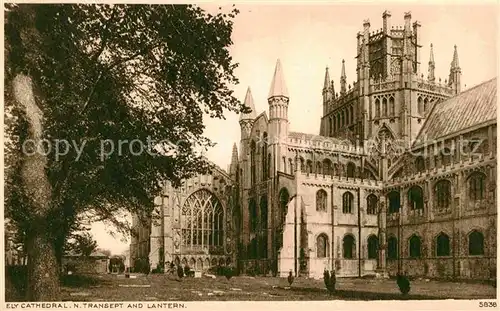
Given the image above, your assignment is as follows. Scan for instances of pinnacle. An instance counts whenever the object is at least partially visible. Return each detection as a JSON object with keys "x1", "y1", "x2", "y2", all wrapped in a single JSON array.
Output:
[
  {"x1": 452, "y1": 45, "x2": 460, "y2": 68},
  {"x1": 268, "y1": 59, "x2": 289, "y2": 98},
  {"x1": 323, "y1": 66, "x2": 331, "y2": 89},
  {"x1": 429, "y1": 43, "x2": 435, "y2": 64},
  {"x1": 341, "y1": 59, "x2": 346, "y2": 78},
  {"x1": 239, "y1": 87, "x2": 257, "y2": 121},
  {"x1": 231, "y1": 143, "x2": 238, "y2": 161}
]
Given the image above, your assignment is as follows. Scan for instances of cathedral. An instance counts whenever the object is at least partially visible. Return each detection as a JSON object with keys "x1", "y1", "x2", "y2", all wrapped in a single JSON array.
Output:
[{"x1": 130, "y1": 11, "x2": 497, "y2": 280}]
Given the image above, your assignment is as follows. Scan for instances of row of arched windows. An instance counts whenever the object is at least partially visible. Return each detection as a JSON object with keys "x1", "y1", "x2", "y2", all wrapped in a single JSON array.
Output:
[
  {"x1": 387, "y1": 172, "x2": 487, "y2": 214},
  {"x1": 413, "y1": 141, "x2": 487, "y2": 173},
  {"x1": 328, "y1": 105, "x2": 354, "y2": 135},
  {"x1": 315, "y1": 230, "x2": 485, "y2": 260},
  {"x1": 296, "y1": 158, "x2": 357, "y2": 178},
  {"x1": 315, "y1": 190, "x2": 379, "y2": 215},
  {"x1": 374, "y1": 96, "x2": 395, "y2": 118},
  {"x1": 387, "y1": 230, "x2": 485, "y2": 259}
]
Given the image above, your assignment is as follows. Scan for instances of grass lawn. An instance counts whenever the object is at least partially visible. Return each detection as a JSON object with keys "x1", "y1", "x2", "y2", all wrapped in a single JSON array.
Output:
[{"x1": 52, "y1": 273, "x2": 497, "y2": 301}]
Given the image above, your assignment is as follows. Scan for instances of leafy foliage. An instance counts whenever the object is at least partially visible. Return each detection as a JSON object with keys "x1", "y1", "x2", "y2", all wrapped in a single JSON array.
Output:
[
  {"x1": 64, "y1": 231, "x2": 97, "y2": 257},
  {"x1": 5, "y1": 3, "x2": 243, "y2": 255}
]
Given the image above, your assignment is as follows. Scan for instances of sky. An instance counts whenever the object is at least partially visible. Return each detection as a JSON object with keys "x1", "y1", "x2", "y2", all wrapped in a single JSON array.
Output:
[{"x1": 91, "y1": 3, "x2": 498, "y2": 255}]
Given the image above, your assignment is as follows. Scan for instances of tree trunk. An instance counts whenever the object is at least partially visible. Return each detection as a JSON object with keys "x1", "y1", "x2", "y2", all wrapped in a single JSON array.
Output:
[
  {"x1": 13, "y1": 73, "x2": 60, "y2": 301},
  {"x1": 25, "y1": 231, "x2": 61, "y2": 301}
]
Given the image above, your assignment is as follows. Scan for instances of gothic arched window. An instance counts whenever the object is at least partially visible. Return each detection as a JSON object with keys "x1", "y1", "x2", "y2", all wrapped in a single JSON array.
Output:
[
  {"x1": 260, "y1": 196, "x2": 268, "y2": 258},
  {"x1": 441, "y1": 147, "x2": 451, "y2": 167},
  {"x1": 367, "y1": 194, "x2": 378, "y2": 215},
  {"x1": 346, "y1": 109, "x2": 350, "y2": 126},
  {"x1": 262, "y1": 133, "x2": 268, "y2": 179},
  {"x1": 408, "y1": 186, "x2": 424, "y2": 210},
  {"x1": 322, "y1": 159, "x2": 332, "y2": 176},
  {"x1": 350, "y1": 105, "x2": 354, "y2": 123},
  {"x1": 343, "y1": 235, "x2": 355, "y2": 259},
  {"x1": 468, "y1": 230, "x2": 484, "y2": 255},
  {"x1": 409, "y1": 235, "x2": 422, "y2": 258},
  {"x1": 388, "y1": 236, "x2": 398, "y2": 259},
  {"x1": 260, "y1": 197, "x2": 268, "y2": 230},
  {"x1": 342, "y1": 192, "x2": 354, "y2": 214},
  {"x1": 468, "y1": 172, "x2": 486, "y2": 202},
  {"x1": 181, "y1": 189, "x2": 224, "y2": 249},
  {"x1": 418, "y1": 96, "x2": 423, "y2": 114},
  {"x1": 367, "y1": 235, "x2": 378, "y2": 259},
  {"x1": 249, "y1": 199, "x2": 257, "y2": 232},
  {"x1": 389, "y1": 97, "x2": 395, "y2": 116},
  {"x1": 300, "y1": 157, "x2": 305, "y2": 173},
  {"x1": 415, "y1": 156, "x2": 425, "y2": 172},
  {"x1": 375, "y1": 99, "x2": 380, "y2": 118},
  {"x1": 346, "y1": 162, "x2": 356, "y2": 178},
  {"x1": 316, "y1": 189, "x2": 327, "y2": 212},
  {"x1": 317, "y1": 234, "x2": 329, "y2": 258},
  {"x1": 289, "y1": 158, "x2": 294, "y2": 174},
  {"x1": 316, "y1": 162, "x2": 322, "y2": 174},
  {"x1": 435, "y1": 180, "x2": 452, "y2": 210},
  {"x1": 382, "y1": 97, "x2": 388, "y2": 117},
  {"x1": 436, "y1": 232, "x2": 450, "y2": 257},
  {"x1": 250, "y1": 140, "x2": 256, "y2": 185},
  {"x1": 306, "y1": 160, "x2": 313, "y2": 174},
  {"x1": 388, "y1": 191, "x2": 400, "y2": 214}
]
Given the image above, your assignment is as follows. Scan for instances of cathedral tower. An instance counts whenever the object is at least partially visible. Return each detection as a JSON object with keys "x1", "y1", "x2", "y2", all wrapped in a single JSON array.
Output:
[{"x1": 268, "y1": 59, "x2": 290, "y2": 174}]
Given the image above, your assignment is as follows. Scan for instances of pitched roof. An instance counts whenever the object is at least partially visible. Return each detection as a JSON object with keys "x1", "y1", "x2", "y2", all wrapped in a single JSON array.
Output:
[{"x1": 414, "y1": 77, "x2": 497, "y2": 144}]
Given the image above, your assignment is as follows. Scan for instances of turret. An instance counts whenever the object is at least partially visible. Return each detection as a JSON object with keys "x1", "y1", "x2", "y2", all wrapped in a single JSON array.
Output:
[
  {"x1": 268, "y1": 59, "x2": 290, "y2": 172},
  {"x1": 239, "y1": 87, "x2": 257, "y2": 136},
  {"x1": 448, "y1": 45, "x2": 462, "y2": 94}
]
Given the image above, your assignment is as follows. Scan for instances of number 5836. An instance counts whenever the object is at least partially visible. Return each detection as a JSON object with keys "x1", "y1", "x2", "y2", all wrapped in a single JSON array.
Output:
[{"x1": 479, "y1": 301, "x2": 497, "y2": 308}]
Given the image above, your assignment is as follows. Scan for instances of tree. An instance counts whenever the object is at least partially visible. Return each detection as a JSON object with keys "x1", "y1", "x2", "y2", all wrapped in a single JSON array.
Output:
[
  {"x1": 64, "y1": 231, "x2": 97, "y2": 257},
  {"x1": 5, "y1": 4, "x2": 243, "y2": 301}
]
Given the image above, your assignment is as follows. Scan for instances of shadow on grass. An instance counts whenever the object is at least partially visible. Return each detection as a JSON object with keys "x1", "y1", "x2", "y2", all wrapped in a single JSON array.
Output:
[
  {"x1": 286, "y1": 287, "x2": 441, "y2": 300},
  {"x1": 60, "y1": 274, "x2": 108, "y2": 288}
]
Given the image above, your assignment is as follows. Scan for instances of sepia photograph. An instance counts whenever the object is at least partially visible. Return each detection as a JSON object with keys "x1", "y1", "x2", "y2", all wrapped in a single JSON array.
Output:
[{"x1": 3, "y1": 1, "x2": 498, "y2": 307}]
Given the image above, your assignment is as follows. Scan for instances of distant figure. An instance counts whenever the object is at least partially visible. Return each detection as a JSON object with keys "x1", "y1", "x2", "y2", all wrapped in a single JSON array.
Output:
[
  {"x1": 225, "y1": 266, "x2": 234, "y2": 280},
  {"x1": 323, "y1": 269, "x2": 330, "y2": 289},
  {"x1": 396, "y1": 273, "x2": 410, "y2": 296},
  {"x1": 287, "y1": 270, "x2": 294, "y2": 287},
  {"x1": 176, "y1": 265, "x2": 184, "y2": 281},
  {"x1": 325, "y1": 270, "x2": 336, "y2": 294}
]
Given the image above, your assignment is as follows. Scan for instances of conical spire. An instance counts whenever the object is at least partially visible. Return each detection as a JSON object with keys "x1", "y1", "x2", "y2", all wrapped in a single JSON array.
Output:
[
  {"x1": 268, "y1": 59, "x2": 289, "y2": 98},
  {"x1": 340, "y1": 59, "x2": 347, "y2": 94},
  {"x1": 323, "y1": 66, "x2": 331, "y2": 90},
  {"x1": 451, "y1": 45, "x2": 460, "y2": 69},
  {"x1": 239, "y1": 87, "x2": 257, "y2": 121}
]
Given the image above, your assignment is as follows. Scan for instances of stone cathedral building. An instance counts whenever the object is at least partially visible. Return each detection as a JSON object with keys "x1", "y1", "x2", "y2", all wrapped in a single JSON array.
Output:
[{"x1": 130, "y1": 11, "x2": 497, "y2": 280}]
